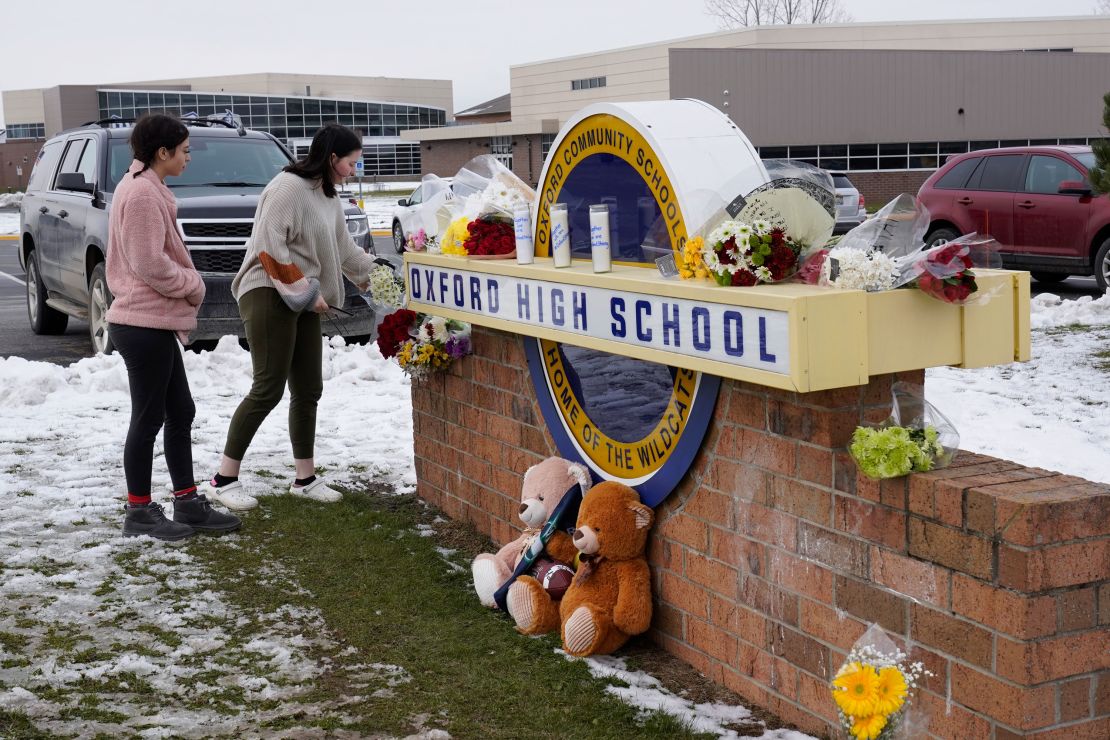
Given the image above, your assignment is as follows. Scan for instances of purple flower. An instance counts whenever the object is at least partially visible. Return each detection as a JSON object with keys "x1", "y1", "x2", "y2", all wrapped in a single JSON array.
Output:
[{"x1": 445, "y1": 335, "x2": 471, "y2": 359}]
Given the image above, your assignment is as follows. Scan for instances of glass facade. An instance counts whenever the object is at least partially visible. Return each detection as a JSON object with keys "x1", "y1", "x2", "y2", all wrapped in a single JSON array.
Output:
[
  {"x1": 96, "y1": 89, "x2": 446, "y2": 176},
  {"x1": 757, "y1": 137, "x2": 1103, "y2": 173},
  {"x1": 6, "y1": 123, "x2": 46, "y2": 140}
]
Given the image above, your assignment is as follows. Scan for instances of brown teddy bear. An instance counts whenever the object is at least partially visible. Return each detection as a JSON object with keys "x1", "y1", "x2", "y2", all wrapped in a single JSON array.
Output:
[
  {"x1": 470, "y1": 456, "x2": 590, "y2": 609},
  {"x1": 507, "y1": 481, "x2": 654, "y2": 657}
]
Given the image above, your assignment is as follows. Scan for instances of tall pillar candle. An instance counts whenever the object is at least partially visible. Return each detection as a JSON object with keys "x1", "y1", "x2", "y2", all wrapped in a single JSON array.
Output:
[
  {"x1": 514, "y1": 205, "x2": 534, "y2": 264},
  {"x1": 550, "y1": 202, "x2": 571, "y2": 268},
  {"x1": 589, "y1": 203, "x2": 612, "y2": 273}
]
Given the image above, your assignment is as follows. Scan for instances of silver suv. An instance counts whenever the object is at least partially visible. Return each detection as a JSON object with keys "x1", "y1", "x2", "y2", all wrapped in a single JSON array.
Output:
[
  {"x1": 830, "y1": 172, "x2": 867, "y2": 234},
  {"x1": 19, "y1": 119, "x2": 376, "y2": 353}
]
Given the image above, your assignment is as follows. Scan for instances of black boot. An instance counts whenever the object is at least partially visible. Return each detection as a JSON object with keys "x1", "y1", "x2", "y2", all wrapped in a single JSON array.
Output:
[
  {"x1": 173, "y1": 494, "x2": 242, "y2": 533},
  {"x1": 123, "y1": 503, "x2": 196, "y2": 541}
]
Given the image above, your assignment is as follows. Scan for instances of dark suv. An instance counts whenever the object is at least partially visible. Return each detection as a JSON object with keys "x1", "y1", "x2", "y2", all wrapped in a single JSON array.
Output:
[
  {"x1": 917, "y1": 146, "x2": 1110, "y2": 289},
  {"x1": 19, "y1": 119, "x2": 376, "y2": 353}
]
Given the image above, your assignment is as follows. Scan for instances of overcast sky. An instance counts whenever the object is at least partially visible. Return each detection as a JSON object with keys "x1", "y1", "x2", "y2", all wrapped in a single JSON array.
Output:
[{"x1": 0, "y1": 0, "x2": 1105, "y2": 126}]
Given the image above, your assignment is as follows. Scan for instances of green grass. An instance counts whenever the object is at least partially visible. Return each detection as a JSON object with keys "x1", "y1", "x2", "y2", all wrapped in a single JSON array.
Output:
[
  {"x1": 188, "y1": 484, "x2": 719, "y2": 739},
  {"x1": 1093, "y1": 348, "x2": 1110, "y2": 371}
]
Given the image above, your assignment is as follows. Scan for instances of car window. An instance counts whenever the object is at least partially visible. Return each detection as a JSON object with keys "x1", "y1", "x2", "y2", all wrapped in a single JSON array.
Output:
[
  {"x1": 55, "y1": 139, "x2": 86, "y2": 188},
  {"x1": 76, "y1": 137, "x2": 99, "y2": 186},
  {"x1": 973, "y1": 155, "x2": 1025, "y2": 192},
  {"x1": 1024, "y1": 155, "x2": 1085, "y2": 194},
  {"x1": 935, "y1": 157, "x2": 981, "y2": 189},
  {"x1": 1074, "y1": 152, "x2": 1096, "y2": 171},
  {"x1": 408, "y1": 186, "x2": 423, "y2": 205},
  {"x1": 26, "y1": 140, "x2": 64, "y2": 193},
  {"x1": 105, "y1": 135, "x2": 291, "y2": 191},
  {"x1": 831, "y1": 174, "x2": 853, "y2": 189}
]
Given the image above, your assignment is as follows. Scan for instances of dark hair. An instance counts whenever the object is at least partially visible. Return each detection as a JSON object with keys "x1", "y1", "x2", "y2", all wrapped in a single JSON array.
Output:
[
  {"x1": 285, "y1": 123, "x2": 362, "y2": 198},
  {"x1": 129, "y1": 113, "x2": 189, "y2": 178}
]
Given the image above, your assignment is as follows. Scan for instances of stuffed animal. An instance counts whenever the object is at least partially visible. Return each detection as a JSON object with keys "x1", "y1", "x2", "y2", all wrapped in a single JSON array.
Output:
[
  {"x1": 471, "y1": 456, "x2": 590, "y2": 608},
  {"x1": 506, "y1": 481, "x2": 654, "y2": 656}
]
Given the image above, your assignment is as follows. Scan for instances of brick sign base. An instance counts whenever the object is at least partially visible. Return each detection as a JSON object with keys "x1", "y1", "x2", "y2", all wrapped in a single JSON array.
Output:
[{"x1": 412, "y1": 326, "x2": 1110, "y2": 739}]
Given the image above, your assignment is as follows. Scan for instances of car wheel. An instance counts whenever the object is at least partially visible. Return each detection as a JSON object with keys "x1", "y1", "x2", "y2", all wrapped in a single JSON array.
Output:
[
  {"x1": 924, "y1": 227, "x2": 959, "y2": 248},
  {"x1": 87, "y1": 263, "x2": 115, "y2": 355},
  {"x1": 26, "y1": 249, "x2": 69, "y2": 335},
  {"x1": 393, "y1": 221, "x2": 405, "y2": 253},
  {"x1": 1030, "y1": 272, "x2": 1068, "y2": 285},
  {"x1": 1095, "y1": 237, "x2": 1110, "y2": 292}
]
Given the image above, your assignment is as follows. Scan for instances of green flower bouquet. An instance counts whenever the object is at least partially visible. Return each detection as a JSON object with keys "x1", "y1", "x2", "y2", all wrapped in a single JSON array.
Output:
[{"x1": 849, "y1": 383, "x2": 959, "y2": 480}]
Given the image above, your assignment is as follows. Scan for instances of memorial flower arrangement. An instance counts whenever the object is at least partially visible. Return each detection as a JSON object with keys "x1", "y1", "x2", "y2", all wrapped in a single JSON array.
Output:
[
  {"x1": 440, "y1": 216, "x2": 471, "y2": 256},
  {"x1": 906, "y1": 235, "x2": 1000, "y2": 305},
  {"x1": 677, "y1": 235, "x2": 710, "y2": 279},
  {"x1": 463, "y1": 216, "x2": 516, "y2": 257},
  {"x1": 438, "y1": 155, "x2": 534, "y2": 260},
  {"x1": 848, "y1": 382, "x2": 959, "y2": 480},
  {"x1": 803, "y1": 246, "x2": 900, "y2": 292},
  {"x1": 375, "y1": 308, "x2": 472, "y2": 380},
  {"x1": 700, "y1": 219, "x2": 805, "y2": 286},
  {"x1": 405, "y1": 228, "x2": 437, "y2": 253},
  {"x1": 367, "y1": 264, "x2": 406, "y2": 310},
  {"x1": 832, "y1": 628, "x2": 930, "y2": 740}
]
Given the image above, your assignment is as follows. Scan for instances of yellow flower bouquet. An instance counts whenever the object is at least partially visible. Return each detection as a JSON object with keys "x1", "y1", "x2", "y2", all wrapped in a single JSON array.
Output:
[{"x1": 831, "y1": 625, "x2": 930, "y2": 739}]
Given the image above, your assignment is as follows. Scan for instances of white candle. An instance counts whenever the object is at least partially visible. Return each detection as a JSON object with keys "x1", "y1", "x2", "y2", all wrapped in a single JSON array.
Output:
[
  {"x1": 589, "y1": 204, "x2": 611, "y2": 273},
  {"x1": 550, "y1": 203, "x2": 571, "y2": 268},
  {"x1": 513, "y1": 205, "x2": 534, "y2": 264}
]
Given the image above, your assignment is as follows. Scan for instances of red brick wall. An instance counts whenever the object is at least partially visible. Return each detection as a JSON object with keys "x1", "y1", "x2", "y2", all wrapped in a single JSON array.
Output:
[
  {"x1": 413, "y1": 325, "x2": 1110, "y2": 739},
  {"x1": 417, "y1": 135, "x2": 547, "y2": 187},
  {"x1": 849, "y1": 171, "x2": 934, "y2": 211}
]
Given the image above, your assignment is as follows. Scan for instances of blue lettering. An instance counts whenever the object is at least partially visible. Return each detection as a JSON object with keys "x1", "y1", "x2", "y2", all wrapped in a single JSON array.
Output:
[
  {"x1": 409, "y1": 267, "x2": 422, "y2": 299},
  {"x1": 452, "y1": 274, "x2": 465, "y2": 308},
  {"x1": 635, "y1": 300, "x2": 652, "y2": 342},
  {"x1": 610, "y1": 297, "x2": 627, "y2": 337},
  {"x1": 469, "y1": 276, "x2": 482, "y2": 311},
  {"x1": 423, "y1": 269, "x2": 435, "y2": 302},
  {"x1": 517, "y1": 283, "x2": 531, "y2": 320},
  {"x1": 724, "y1": 311, "x2": 744, "y2": 357},
  {"x1": 537, "y1": 286, "x2": 544, "y2": 323},
  {"x1": 662, "y1": 302, "x2": 680, "y2": 347},
  {"x1": 438, "y1": 272, "x2": 448, "y2": 305},
  {"x1": 759, "y1": 316, "x2": 777, "y2": 363},
  {"x1": 692, "y1": 307, "x2": 711, "y2": 352},
  {"x1": 487, "y1": 279, "x2": 500, "y2": 313},
  {"x1": 551, "y1": 288, "x2": 565, "y2": 327},
  {"x1": 572, "y1": 291, "x2": 587, "y2": 331}
]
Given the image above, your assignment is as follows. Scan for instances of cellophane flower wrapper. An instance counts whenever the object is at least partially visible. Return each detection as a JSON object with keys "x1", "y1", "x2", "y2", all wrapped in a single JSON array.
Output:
[
  {"x1": 849, "y1": 382, "x2": 960, "y2": 479},
  {"x1": 439, "y1": 155, "x2": 534, "y2": 259},
  {"x1": 899, "y1": 233, "x2": 1004, "y2": 306},
  {"x1": 832, "y1": 624, "x2": 931, "y2": 740},
  {"x1": 365, "y1": 262, "x2": 406, "y2": 311}
]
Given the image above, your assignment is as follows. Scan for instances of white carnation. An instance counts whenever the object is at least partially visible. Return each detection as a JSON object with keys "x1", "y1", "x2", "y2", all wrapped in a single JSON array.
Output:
[{"x1": 823, "y1": 247, "x2": 897, "y2": 291}]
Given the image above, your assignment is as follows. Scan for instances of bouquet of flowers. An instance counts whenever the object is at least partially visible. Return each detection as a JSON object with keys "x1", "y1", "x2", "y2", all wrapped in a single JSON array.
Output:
[
  {"x1": 700, "y1": 219, "x2": 806, "y2": 286},
  {"x1": 832, "y1": 624, "x2": 931, "y2": 739},
  {"x1": 405, "y1": 228, "x2": 438, "y2": 253},
  {"x1": 904, "y1": 234, "x2": 1002, "y2": 305},
  {"x1": 375, "y1": 308, "x2": 472, "y2": 380},
  {"x1": 366, "y1": 263, "x2": 406, "y2": 310},
  {"x1": 849, "y1": 382, "x2": 959, "y2": 479},
  {"x1": 439, "y1": 155, "x2": 535, "y2": 260}
]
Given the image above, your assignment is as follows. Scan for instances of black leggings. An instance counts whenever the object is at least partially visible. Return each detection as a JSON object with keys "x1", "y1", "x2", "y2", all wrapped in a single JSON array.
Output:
[{"x1": 111, "y1": 324, "x2": 196, "y2": 496}]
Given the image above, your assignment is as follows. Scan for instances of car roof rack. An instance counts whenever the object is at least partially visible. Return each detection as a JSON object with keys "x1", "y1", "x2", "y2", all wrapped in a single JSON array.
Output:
[{"x1": 79, "y1": 116, "x2": 240, "y2": 130}]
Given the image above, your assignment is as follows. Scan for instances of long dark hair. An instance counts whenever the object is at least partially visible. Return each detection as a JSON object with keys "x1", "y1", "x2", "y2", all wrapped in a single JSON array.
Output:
[
  {"x1": 285, "y1": 123, "x2": 362, "y2": 198},
  {"x1": 130, "y1": 113, "x2": 189, "y2": 178}
]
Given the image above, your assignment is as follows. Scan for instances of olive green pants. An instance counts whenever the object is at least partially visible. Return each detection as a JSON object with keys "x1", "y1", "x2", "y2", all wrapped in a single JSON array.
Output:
[{"x1": 224, "y1": 287, "x2": 322, "y2": 461}]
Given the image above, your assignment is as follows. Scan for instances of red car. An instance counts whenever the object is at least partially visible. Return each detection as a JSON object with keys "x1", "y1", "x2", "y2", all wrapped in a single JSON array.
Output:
[{"x1": 917, "y1": 146, "x2": 1110, "y2": 289}]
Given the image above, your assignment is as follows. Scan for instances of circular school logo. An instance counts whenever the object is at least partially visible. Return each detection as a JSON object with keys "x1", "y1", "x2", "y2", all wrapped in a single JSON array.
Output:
[{"x1": 524, "y1": 102, "x2": 756, "y2": 505}]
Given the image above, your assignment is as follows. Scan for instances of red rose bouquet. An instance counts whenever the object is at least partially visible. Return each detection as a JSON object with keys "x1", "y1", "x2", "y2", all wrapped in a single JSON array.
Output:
[
  {"x1": 464, "y1": 216, "x2": 516, "y2": 257},
  {"x1": 908, "y1": 234, "x2": 1000, "y2": 305},
  {"x1": 376, "y1": 308, "x2": 418, "y2": 359}
]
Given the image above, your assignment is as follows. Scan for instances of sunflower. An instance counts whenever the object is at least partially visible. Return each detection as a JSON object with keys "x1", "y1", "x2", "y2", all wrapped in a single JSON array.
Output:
[
  {"x1": 874, "y1": 666, "x2": 908, "y2": 716},
  {"x1": 850, "y1": 713, "x2": 887, "y2": 740},
  {"x1": 832, "y1": 662, "x2": 879, "y2": 717}
]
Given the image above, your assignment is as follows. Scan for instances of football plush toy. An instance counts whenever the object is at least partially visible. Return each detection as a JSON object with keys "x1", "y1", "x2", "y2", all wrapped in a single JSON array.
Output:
[
  {"x1": 470, "y1": 457, "x2": 590, "y2": 608},
  {"x1": 528, "y1": 558, "x2": 575, "y2": 601}
]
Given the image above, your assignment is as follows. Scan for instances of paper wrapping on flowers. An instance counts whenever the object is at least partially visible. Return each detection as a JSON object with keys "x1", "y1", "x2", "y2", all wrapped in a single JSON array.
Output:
[
  {"x1": 364, "y1": 261, "x2": 407, "y2": 311},
  {"x1": 849, "y1": 382, "x2": 960, "y2": 480},
  {"x1": 437, "y1": 155, "x2": 535, "y2": 259},
  {"x1": 831, "y1": 623, "x2": 932, "y2": 740},
  {"x1": 901, "y1": 233, "x2": 1004, "y2": 305},
  {"x1": 676, "y1": 164, "x2": 837, "y2": 286},
  {"x1": 797, "y1": 194, "x2": 929, "y2": 292}
]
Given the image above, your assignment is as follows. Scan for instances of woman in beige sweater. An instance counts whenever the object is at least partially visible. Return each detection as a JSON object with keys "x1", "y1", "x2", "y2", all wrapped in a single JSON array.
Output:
[{"x1": 205, "y1": 124, "x2": 377, "y2": 507}]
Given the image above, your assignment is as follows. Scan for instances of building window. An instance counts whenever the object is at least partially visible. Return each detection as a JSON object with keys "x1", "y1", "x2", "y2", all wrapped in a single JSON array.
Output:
[
  {"x1": 490, "y1": 135, "x2": 512, "y2": 169},
  {"x1": 540, "y1": 133, "x2": 556, "y2": 163},
  {"x1": 5, "y1": 123, "x2": 45, "y2": 140},
  {"x1": 571, "y1": 76, "x2": 606, "y2": 91}
]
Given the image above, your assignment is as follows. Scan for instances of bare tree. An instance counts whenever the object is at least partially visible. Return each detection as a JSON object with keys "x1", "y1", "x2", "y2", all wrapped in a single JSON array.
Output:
[{"x1": 705, "y1": 0, "x2": 851, "y2": 28}]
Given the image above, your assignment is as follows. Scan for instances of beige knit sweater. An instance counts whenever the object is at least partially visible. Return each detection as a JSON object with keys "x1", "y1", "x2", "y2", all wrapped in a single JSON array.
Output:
[{"x1": 233, "y1": 171, "x2": 375, "y2": 307}]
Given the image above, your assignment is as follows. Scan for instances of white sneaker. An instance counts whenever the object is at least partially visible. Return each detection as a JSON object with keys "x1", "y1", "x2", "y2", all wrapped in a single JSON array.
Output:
[
  {"x1": 202, "y1": 479, "x2": 259, "y2": 511},
  {"x1": 289, "y1": 477, "x2": 342, "y2": 503}
]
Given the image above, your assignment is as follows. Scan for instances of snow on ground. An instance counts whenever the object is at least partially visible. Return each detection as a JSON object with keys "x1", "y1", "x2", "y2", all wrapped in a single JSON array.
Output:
[
  {"x1": 0, "y1": 209, "x2": 18, "y2": 236},
  {"x1": 0, "y1": 192, "x2": 23, "y2": 209},
  {"x1": 0, "y1": 290, "x2": 1107, "y2": 737}
]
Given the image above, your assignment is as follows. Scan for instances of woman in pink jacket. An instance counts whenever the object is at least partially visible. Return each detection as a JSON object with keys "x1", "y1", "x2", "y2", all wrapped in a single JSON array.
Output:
[{"x1": 106, "y1": 113, "x2": 240, "y2": 541}]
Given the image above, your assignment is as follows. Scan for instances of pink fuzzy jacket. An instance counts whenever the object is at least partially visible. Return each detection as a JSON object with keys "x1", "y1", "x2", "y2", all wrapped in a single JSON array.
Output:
[{"x1": 105, "y1": 160, "x2": 204, "y2": 334}]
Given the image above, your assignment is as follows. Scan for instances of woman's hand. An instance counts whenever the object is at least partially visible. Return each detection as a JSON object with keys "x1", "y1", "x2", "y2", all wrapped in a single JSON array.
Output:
[{"x1": 313, "y1": 296, "x2": 329, "y2": 314}]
